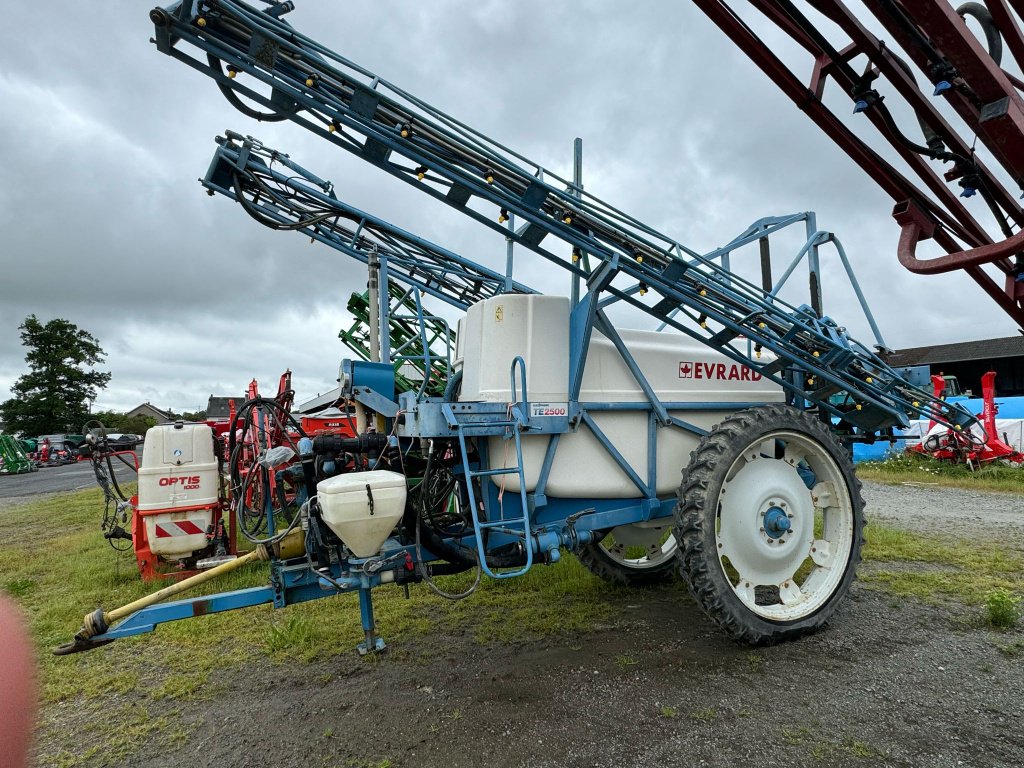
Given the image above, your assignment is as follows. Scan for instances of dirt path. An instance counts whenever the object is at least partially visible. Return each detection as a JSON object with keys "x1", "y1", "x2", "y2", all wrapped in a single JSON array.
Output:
[{"x1": 107, "y1": 480, "x2": 1024, "y2": 768}]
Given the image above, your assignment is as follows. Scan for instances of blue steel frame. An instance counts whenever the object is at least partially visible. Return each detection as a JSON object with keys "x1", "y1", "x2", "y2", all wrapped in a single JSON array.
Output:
[
  {"x1": 657, "y1": 213, "x2": 888, "y2": 351},
  {"x1": 95, "y1": 553, "x2": 418, "y2": 654}
]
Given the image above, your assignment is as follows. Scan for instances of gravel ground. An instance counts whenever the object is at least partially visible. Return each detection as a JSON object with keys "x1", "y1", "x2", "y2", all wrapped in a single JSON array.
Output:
[
  {"x1": 117, "y1": 587, "x2": 1023, "y2": 768},
  {"x1": 862, "y1": 479, "x2": 1024, "y2": 540},
  {"x1": 35, "y1": 479, "x2": 1022, "y2": 768}
]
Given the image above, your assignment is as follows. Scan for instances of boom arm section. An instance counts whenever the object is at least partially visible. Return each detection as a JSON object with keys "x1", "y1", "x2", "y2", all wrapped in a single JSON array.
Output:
[
  {"x1": 207, "y1": 132, "x2": 976, "y2": 436},
  {"x1": 202, "y1": 132, "x2": 535, "y2": 310},
  {"x1": 155, "y1": 1, "x2": 977, "y2": 435}
]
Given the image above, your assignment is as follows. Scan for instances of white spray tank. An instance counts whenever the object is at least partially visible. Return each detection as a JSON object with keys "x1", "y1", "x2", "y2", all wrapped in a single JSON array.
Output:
[
  {"x1": 137, "y1": 423, "x2": 220, "y2": 558},
  {"x1": 459, "y1": 295, "x2": 786, "y2": 497}
]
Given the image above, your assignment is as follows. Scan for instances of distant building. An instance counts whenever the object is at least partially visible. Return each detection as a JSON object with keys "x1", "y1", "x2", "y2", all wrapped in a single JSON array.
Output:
[
  {"x1": 206, "y1": 396, "x2": 240, "y2": 421},
  {"x1": 887, "y1": 336, "x2": 1024, "y2": 396},
  {"x1": 125, "y1": 402, "x2": 173, "y2": 422},
  {"x1": 294, "y1": 388, "x2": 342, "y2": 415}
]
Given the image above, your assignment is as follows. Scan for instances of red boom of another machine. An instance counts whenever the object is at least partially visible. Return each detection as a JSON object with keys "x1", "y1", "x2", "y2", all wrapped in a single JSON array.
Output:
[{"x1": 696, "y1": 1, "x2": 1024, "y2": 328}]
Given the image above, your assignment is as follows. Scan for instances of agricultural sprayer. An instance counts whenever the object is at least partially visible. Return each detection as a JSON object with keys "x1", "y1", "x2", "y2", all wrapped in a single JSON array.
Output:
[
  {"x1": 79, "y1": 371, "x2": 354, "y2": 581},
  {"x1": 57, "y1": 1, "x2": 980, "y2": 655},
  {"x1": 910, "y1": 371, "x2": 1024, "y2": 466}
]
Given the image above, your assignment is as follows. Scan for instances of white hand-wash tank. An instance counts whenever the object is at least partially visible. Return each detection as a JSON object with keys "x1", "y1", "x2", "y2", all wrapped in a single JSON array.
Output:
[
  {"x1": 138, "y1": 423, "x2": 220, "y2": 558},
  {"x1": 317, "y1": 470, "x2": 408, "y2": 557},
  {"x1": 460, "y1": 295, "x2": 785, "y2": 498}
]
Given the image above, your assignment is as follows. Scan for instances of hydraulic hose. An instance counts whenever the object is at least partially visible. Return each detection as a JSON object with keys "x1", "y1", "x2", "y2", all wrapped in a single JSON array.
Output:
[
  {"x1": 207, "y1": 53, "x2": 290, "y2": 122},
  {"x1": 415, "y1": 500, "x2": 480, "y2": 600},
  {"x1": 228, "y1": 396, "x2": 308, "y2": 545},
  {"x1": 232, "y1": 169, "x2": 341, "y2": 232},
  {"x1": 414, "y1": 441, "x2": 527, "y2": 571},
  {"x1": 957, "y1": 3, "x2": 1003, "y2": 65},
  {"x1": 884, "y1": 50, "x2": 948, "y2": 156}
]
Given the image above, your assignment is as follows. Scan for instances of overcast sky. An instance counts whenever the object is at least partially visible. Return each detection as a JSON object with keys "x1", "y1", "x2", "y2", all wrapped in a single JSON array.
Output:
[{"x1": 0, "y1": 2, "x2": 1019, "y2": 415}]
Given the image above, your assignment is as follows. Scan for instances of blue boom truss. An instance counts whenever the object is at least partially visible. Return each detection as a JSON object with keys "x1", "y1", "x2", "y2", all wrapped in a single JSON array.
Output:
[{"x1": 202, "y1": 127, "x2": 970, "y2": 435}]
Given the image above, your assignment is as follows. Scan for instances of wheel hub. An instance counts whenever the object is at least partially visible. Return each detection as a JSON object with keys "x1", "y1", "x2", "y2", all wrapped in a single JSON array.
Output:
[
  {"x1": 762, "y1": 506, "x2": 791, "y2": 539},
  {"x1": 717, "y1": 456, "x2": 815, "y2": 592}
]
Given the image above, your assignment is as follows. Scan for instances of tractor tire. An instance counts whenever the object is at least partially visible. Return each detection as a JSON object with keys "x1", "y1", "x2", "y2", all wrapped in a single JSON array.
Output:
[
  {"x1": 576, "y1": 524, "x2": 678, "y2": 587},
  {"x1": 675, "y1": 404, "x2": 864, "y2": 644}
]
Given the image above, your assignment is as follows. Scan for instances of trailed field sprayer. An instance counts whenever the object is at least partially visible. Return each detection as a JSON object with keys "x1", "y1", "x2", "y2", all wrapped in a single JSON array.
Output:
[{"x1": 57, "y1": 1, "x2": 979, "y2": 655}]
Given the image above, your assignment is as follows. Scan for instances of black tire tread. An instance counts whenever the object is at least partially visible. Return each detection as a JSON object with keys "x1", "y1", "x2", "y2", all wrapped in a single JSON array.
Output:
[
  {"x1": 675, "y1": 404, "x2": 865, "y2": 645},
  {"x1": 576, "y1": 538, "x2": 677, "y2": 587}
]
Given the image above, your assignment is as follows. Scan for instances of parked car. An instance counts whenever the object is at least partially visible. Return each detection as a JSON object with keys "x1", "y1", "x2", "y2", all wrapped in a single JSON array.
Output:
[{"x1": 103, "y1": 433, "x2": 143, "y2": 451}]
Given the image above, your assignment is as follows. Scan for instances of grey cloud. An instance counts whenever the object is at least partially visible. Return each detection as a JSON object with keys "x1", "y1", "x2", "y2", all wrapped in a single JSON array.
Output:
[{"x1": 0, "y1": 2, "x2": 1016, "y2": 413}]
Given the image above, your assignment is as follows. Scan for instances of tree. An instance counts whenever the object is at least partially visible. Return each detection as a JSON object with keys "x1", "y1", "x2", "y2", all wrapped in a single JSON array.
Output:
[
  {"x1": 89, "y1": 410, "x2": 125, "y2": 432},
  {"x1": 118, "y1": 414, "x2": 157, "y2": 435},
  {"x1": 90, "y1": 410, "x2": 157, "y2": 436},
  {"x1": 0, "y1": 316, "x2": 111, "y2": 436}
]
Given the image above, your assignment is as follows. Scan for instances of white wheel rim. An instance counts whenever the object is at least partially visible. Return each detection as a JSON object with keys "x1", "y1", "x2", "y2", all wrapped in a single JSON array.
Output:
[
  {"x1": 599, "y1": 523, "x2": 677, "y2": 570},
  {"x1": 715, "y1": 430, "x2": 854, "y2": 621}
]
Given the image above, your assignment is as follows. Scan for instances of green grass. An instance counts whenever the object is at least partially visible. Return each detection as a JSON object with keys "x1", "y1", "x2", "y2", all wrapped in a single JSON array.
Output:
[
  {"x1": 782, "y1": 726, "x2": 812, "y2": 746},
  {"x1": 861, "y1": 522, "x2": 1024, "y2": 606},
  {"x1": 810, "y1": 738, "x2": 878, "y2": 760},
  {"x1": 857, "y1": 452, "x2": 1024, "y2": 493},
  {"x1": 0, "y1": 487, "x2": 629, "y2": 766},
  {"x1": 997, "y1": 639, "x2": 1024, "y2": 657},
  {"x1": 781, "y1": 726, "x2": 876, "y2": 760},
  {"x1": 689, "y1": 707, "x2": 717, "y2": 721},
  {"x1": 985, "y1": 589, "x2": 1021, "y2": 629}
]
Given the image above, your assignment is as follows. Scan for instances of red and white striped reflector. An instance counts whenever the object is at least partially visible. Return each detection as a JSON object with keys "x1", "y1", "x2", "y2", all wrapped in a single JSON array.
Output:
[{"x1": 154, "y1": 520, "x2": 206, "y2": 538}]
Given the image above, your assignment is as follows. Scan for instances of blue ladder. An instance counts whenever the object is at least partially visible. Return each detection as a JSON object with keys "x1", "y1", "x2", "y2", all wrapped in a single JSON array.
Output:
[{"x1": 444, "y1": 357, "x2": 533, "y2": 579}]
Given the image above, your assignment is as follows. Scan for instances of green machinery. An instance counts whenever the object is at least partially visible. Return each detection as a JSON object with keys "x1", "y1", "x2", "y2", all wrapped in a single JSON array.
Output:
[
  {"x1": 0, "y1": 434, "x2": 35, "y2": 475},
  {"x1": 339, "y1": 282, "x2": 453, "y2": 398}
]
